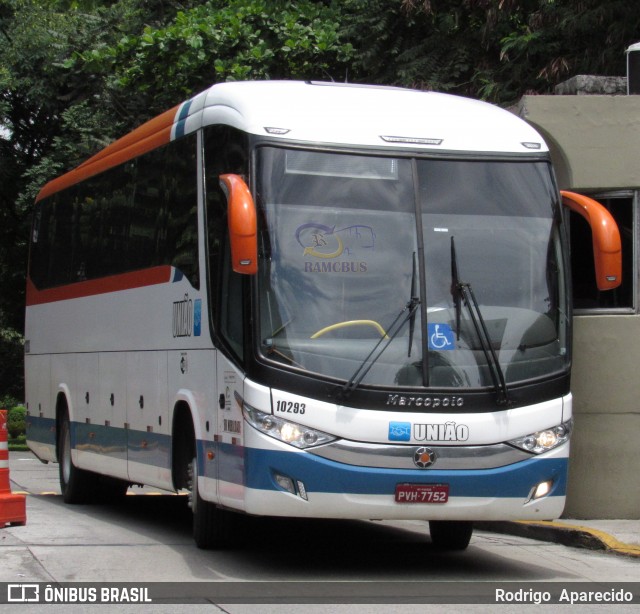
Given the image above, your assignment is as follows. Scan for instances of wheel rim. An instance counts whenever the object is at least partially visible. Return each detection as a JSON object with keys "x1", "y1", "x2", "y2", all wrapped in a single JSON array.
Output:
[
  {"x1": 61, "y1": 424, "x2": 71, "y2": 485},
  {"x1": 187, "y1": 457, "x2": 198, "y2": 514}
]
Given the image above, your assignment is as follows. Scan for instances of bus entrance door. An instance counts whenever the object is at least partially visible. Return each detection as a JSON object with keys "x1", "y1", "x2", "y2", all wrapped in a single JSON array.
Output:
[{"x1": 216, "y1": 363, "x2": 245, "y2": 509}]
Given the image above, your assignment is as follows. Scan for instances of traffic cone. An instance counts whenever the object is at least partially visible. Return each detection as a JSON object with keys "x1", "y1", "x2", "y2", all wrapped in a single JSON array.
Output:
[{"x1": 0, "y1": 409, "x2": 26, "y2": 527}]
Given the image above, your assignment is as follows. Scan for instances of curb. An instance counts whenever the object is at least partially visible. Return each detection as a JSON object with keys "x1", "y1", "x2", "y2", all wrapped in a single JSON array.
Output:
[{"x1": 475, "y1": 521, "x2": 640, "y2": 558}]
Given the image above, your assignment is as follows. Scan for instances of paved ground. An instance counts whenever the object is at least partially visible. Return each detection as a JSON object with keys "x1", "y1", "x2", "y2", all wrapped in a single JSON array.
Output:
[{"x1": 476, "y1": 519, "x2": 640, "y2": 558}]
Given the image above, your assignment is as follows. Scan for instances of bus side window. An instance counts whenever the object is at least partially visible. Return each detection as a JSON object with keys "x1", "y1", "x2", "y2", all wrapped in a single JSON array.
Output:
[
  {"x1": 569, "y1": 193, "x2": 634, "y2": 311},
  {"x1": 163, "y1": 138, "x2": 199, "y2": 288},
  {"x1": 134, "y1": 135, "x2": 199, "y2": 288},
  {"x1": 93, "y1": 164, "x2": 135, "y2": 280},
  {"x1": 30, "y1": 135, "x2": 200, "y2": 291}
]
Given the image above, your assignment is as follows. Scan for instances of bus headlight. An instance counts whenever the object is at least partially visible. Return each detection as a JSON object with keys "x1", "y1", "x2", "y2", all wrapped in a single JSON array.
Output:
[
  {"x1": 508, "y1": 419, "x2": 572, "y2": 454},
  {"x1": 243, "y1": 404, "x2": 337, "y2": 449}
]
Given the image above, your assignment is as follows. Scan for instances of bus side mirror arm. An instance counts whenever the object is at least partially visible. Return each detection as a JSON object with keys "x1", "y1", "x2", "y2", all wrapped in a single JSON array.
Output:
[
  {"x1": 219, "y1": 174, "x2": 258, "y2": 275},
  {"x1": 560, "y1": 190, "x2": 622, "y2": 291}
]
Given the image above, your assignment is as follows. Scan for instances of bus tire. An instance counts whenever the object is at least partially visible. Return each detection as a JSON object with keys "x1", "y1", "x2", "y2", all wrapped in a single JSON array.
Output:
[
  {"x1": 428, "y1": 520, "x2": 473, "y2": 551},
  {"x1": 58, "y1": 411, "x2": 95, "y2": 504},
  {"x1": 189, "y1": 457, "x2": 229, "y2": 549}
]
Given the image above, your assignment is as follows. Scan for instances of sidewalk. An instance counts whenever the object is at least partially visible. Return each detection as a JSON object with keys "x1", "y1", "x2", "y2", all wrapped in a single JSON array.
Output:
[{"x1": 476, "y1": 519, "x2": 640, "y2": 558}]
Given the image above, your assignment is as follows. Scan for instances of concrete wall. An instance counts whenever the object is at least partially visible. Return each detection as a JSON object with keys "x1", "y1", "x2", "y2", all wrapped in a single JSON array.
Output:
[
  {"x1": 567, "y1": 316, "x2": 640, "y2": 518},
  {"x1": 516, "y1": 93, "x2": 640, "y2": 519},
  {"x1": 516, "y1": 95, "x2": 640, "y2": 191}
]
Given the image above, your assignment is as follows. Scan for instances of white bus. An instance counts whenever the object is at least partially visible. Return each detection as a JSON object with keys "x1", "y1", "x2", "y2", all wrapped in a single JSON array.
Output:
[{"x1": 25, "y1": 81, "x2": 621, "y2": 550}]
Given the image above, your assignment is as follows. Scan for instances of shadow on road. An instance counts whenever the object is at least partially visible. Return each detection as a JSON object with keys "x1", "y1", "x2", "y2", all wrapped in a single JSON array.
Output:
[{"x1": 37, "y1": 493, "x2": 578, "y2": 582}]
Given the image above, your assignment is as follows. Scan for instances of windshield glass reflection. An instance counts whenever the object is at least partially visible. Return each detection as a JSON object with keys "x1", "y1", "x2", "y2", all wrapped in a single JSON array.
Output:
[{"x1": 256, "y1": 147, "x2": 568, "y2": 391}]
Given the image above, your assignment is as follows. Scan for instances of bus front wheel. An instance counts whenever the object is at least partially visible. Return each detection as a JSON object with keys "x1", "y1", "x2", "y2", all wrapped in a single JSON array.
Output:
[
  {"x1": 428, "y1": 520, "x2": 473, "y2": 550},
  {"x1": 188, "y1": 457, "x2": 229, "y2": 549}
]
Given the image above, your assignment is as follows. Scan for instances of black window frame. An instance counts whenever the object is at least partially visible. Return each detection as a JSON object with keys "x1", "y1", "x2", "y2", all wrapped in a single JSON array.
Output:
[
  {"x1": 568, "y1": 190, "x2": 636, "y2": 314},
  {"x1": 203, "y1": 125, "x2": 250, "y2": 364}
]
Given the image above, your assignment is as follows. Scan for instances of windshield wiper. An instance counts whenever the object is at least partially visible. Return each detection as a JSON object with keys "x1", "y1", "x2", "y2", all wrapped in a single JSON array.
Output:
[
  {"x1": 450, "y1": 237, "x2": 510, "y2": 406},
  {"x1": 335, "y1": 296, "x2": 420, "y2": 401},
  {"x1": 450, "y1": 238, "x2": 462, "y2": 340},
  {"x1": 407, "y1": 252, "x2": 419, "y2": 358}
]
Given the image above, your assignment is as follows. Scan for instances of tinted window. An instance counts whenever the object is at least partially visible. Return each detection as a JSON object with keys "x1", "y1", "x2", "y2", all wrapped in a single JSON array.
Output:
[{"x1": 30, "y1": 134, "x2": 199, "y2": 289}]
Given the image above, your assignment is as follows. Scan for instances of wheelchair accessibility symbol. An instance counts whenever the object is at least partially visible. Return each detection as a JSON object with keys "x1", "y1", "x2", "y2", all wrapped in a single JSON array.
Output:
[{"x1": 428, "y1": 323, "x2": 455, "y2": 351}]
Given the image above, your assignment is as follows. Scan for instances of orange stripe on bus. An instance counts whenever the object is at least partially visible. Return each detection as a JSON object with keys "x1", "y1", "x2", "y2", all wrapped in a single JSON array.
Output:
[
  {"x1": 26, "y1": 266, "x2": 173, "y2": 306},
  {"x1": 36, "y1": 105, "x2": 180, "y2": 202}
]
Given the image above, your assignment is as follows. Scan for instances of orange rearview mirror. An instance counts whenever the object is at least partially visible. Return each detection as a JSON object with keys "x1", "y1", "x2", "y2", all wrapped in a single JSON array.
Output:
[
  {"x1": 561, "y1": 190, "x2": 622, "y2": 291},
  {"x1": 220, "y1": 174, "x2": 258, "y2": 275}
]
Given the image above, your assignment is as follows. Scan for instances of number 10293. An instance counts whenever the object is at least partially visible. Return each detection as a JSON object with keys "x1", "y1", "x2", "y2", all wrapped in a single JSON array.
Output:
[{"x1": 274, "y1": 400, "x2": 306, "y2": 415}]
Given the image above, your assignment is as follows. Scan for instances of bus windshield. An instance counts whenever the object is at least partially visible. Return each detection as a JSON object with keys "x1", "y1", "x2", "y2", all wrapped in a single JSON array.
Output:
[{"x1": 256, "y1": 147, "x2": 569, "y2": 391}]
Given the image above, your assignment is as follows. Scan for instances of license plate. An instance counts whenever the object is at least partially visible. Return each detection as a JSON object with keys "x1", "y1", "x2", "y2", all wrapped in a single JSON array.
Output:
[{"x1": 395, "y1": 483, "x2": 449, "y2": 504}]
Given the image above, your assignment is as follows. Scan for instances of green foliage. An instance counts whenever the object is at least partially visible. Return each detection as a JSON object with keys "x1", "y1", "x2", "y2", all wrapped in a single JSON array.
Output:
[
  {"x1": 339, "y1": 0, "x2": 497, "y2": 94},
  {"x1": 2, "y1": 398, "x2": 26, "y2": 449},
  {"x1": 7, "y1": 404, "x2": 26, "y2": 440},
  {"x1": 65, "y1": 0, "x2": 353, "y2": 118},
  {"x1": 0, "y1": 393, "x2": 20, "y2": 411},
  {"x1": 5, "y1": 403, "x2": 27, "y2": 450},
  {"x1": 341, "y1": 0, "x2": 640, "y2": 103},
  {"x1": 489, "y1": 0, "x2": 640, "y2": 100},
  {"x1": 0, "y1": 326, "x2": 24, "y2": 401}
]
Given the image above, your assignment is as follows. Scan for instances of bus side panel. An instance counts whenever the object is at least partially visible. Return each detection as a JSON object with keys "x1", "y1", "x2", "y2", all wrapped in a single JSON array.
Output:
[
  {"x1": 167, "y1": 348, "x2": 219, "y2": 500},
  {"x1": 75, "y1": 352, "x2": 128, "y2": 479},
  {"x1": 25, "y1": 353, "x2": 56, "y2": 462},
  {"x1": 74, "y1": 353, "x2": 99, "y2": 431},
  {"x1": 215, "y1": 359, "x2": 247, "y2": 511},
  {"x1": 126, "y1": 351, "x2": 171, "y2": 489},
  {"x1": 73, "y1": 351, "x2": 122, "y2": 478}
]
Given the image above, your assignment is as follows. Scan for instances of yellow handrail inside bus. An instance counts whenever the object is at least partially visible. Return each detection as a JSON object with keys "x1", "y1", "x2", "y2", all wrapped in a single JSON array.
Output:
[{"x1": 311, "y1": 320, "x2": 389, "y2": 339}]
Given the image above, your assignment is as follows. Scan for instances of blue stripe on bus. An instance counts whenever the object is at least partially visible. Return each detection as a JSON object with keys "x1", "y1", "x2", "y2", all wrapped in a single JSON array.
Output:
[
  {"x1": 178, "y1": 99, "x2": 193, "y2": 121},
  {"x1": 241, "y1": 446, "x2": 567, "y2": 499},
  {"x1": 75, "y1": 422, "x2": 171, "y2": 468},
  {"x1": 75, "y1": 421, "x2": 127, "y2": 461},
  {"x1": 174, "y1": 120, "x2": 187, "y2": 139},
  {"x1": 26, "y1": 416, "x2": 567, "y2": 499},
  {"x1": 26, "y1": 415, "x2": 56, "y2": 446},
  {"x1": 174, "y1": 99, "x2": 193, "y2": 139},
  {"x1": 27, "y1": 417, "x2": 171, "y2": 468}
]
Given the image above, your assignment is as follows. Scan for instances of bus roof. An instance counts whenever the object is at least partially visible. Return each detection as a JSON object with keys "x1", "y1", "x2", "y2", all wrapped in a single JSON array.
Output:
[
  {"x1": 179, "y1": 81, "x2": 547, "y2": 153},
  {"x1": 37, "y1": 81, "x2": 548, "y2": 201}
]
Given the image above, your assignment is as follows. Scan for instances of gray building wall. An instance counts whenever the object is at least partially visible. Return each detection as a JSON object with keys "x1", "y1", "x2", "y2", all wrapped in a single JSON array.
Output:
[
  {"x1": 517, "y1": 94, "x2": 640, "y2": 192},
  {"x1": 516, "y1": 91, "x2": 640, "y2": 519}
]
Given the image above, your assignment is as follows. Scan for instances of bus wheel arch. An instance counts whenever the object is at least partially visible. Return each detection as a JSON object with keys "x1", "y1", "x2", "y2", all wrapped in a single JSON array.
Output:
[{"x1": 171, "y1": 401, "x2": 196, "y2": 492}]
